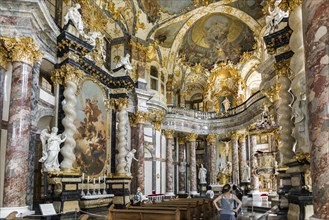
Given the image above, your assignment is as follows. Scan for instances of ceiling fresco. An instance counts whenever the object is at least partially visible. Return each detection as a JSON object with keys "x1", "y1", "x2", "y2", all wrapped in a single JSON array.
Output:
[
  {"x1": 229, "y1": 0, "x2": 266, "y2": 21},
  {"x1": 157, "y1": 0, "x2": 194, "y2": 14},
  {"x1": 178, "y1": 13, "x2": 256, "y2": 69},
  {"x1": 154, "y1": 19, "x2": 189, "y2": 48}
]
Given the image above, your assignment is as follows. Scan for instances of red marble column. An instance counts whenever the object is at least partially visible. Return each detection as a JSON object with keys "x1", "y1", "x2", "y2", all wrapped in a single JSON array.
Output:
[
  {"x1": 178, "y1": 138, "x2": 186, "y2": 193},
  {"x1": 187, "y1": 133, "x2": 198, "y2": 195},
  {"x1": 135, "y1": 111, "x2": 149, "y2": 192},
  {"x1": 2, "y1": 37, "x2": 42, "y2": 208},
  {"x1": 250, "y1": 135, "x2": 259, "y2": 190},
  {"x1": 207, "y1": 134, "x2": 217, "y2": 185},
  {"x1": 303, "y1": 1, "x2": 329, "y2": 218},
  {"x1": 4, "y1": 61, "x2": 33, "y2": 207},
  {"x1": 164, "y1": 130, "x2": 175, "y2": 196},
  {"x1": 0, "y1": 65, "x2": 6, "y2": 131},
  {"x1": 231, "y1": 133, "x2": 240, "y2": 185}
]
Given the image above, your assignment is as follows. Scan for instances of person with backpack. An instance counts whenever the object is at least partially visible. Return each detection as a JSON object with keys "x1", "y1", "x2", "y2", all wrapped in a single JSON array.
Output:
[{"x1": 213, "y1": 184, "x2": 242, "y2": 220}]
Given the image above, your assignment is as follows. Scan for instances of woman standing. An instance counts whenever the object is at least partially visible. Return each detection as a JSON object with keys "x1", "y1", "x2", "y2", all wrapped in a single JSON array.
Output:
[{"x1": 213, "y1": 184, "x2": 242, "y2": 220}]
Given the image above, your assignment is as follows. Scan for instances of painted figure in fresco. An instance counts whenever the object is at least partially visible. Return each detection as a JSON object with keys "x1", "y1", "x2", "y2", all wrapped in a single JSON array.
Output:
[
  {"x1": 64, "y1": 3, "x2": 85, "y2": 35},
  {"x1": 198, "y1": 164, "x2": 207, "y2": 184},
  {"x1": 125, "y1": 149, "x2": 138, "y2": 175},
  {"x1": 39, "y1": 127, "x2": 66, "y2": 172}
]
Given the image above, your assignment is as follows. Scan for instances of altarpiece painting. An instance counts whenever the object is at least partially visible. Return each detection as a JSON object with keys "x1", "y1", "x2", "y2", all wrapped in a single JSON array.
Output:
[{"x1": 74, "y1": 78, "x2": 110, "y2": 177}]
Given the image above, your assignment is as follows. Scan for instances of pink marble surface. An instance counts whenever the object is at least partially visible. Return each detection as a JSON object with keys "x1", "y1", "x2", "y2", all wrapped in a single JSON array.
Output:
[
  {"x1": 239, "y1": 137, "x2": 247, "y2": 182},
  {"x1": 250, "y1": 135, "x2": 259, "y2": 190},
  {"x1": 178, "y1": 142, "x2": 186, "y2": 193},
  {"x1": 3, "y1": 62, "x2": 32, "y2": 207},
  {"x1": 232, "y1": 137, "x2": 240, "y2": 184},
  {"x1": 0, "y1": 67, "x2": 5, "y2": 131},
  {"x1": 166, "y1": 137, "x2": 174, "y2": 194},
  {"x1": 303, "y1": 1, "x2": 329, "y2": 218},
  {"x1": 208, "y1": 142, "x2": 217, "y2": 185},
  {"x1": 136, "y1": 123, "x2": 145, "y2": 192},
  {"x1": 190, "y1": 141, "x2": 197, "y2": 193}
]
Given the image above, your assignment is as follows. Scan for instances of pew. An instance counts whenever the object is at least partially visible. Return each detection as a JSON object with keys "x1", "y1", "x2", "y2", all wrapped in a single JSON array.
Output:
[
  {"x1": 127, "y1": 203, "x2": 192, "y2": 220},
  {"x1": 108, "y1": 204, "x2": 180, "y2": 220}
]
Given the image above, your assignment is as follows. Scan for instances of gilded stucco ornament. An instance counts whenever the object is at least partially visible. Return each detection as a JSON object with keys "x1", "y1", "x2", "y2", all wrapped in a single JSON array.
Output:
[
  {"x1": 275, "y1": 58, "x2": 291, "y2": 77},
  {"x1": 150, "y1": 110, "x2": 166, "y2": 131},
  {"x1": 135, "y1": 111, "x2": 150, "y2": 124},
  {"x1": 0, "y1": 45, "x2": 9, "y2": 70},
  {"x1": 51, "y1": 64, "x2": 83, "y2": 85},
  {"x1": 295, "y1": 152, "x2": 310, "y2": 163},
  {"x1": 164, "y1": 130, "x2": 175, "y2": 139},
  {"x1": 110, "y1": 98, "x2": 129, "y2": 111},
  {"x1": 207, "y1": 134, "x2": 218, "y2": 143},
  {"x1": 1, "y1": 36, "x2": 43, "y2": 66},
  {"x1": 278, "y1": 0, "x2": 301, "y2": 12},
  {"x1": 262, "y1": 83, "x2": 280, "y2": 102},
  {"x1": 186, "y1": 133, "x2": 198, "y2": 142}
]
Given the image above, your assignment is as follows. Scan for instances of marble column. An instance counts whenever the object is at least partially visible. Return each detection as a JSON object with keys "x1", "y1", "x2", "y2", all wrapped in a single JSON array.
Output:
[
  {"x1": 303, "y1": 1, "x2": 329, "y2": 218},
  {"x1": 0, "y1": 50, "x2": 8, "y2": 132},
  {"x1": 164, "y1": 130, "x2": 175, "y2": 196},
  {"x1": 207, "y1": 134, "x2": 217, "y2": 185},
  {"x1": 135, "y1": 111, "x2": 149, "y2": 192},
  {"x1": 58, "y1": 66, "x2": 83, "y2": 171},
  {"x1": 239, "y1": 134, "x2": 247, "y2": 181},
  {"x1": 27, "y1": 61, "x2": 42, "y2": 208},
  {"x1": 231, "y1": 133, "x2": 240, "y2": 185},
  {"x1": 276, "y1": 60, "x2": 295, "y2": 164},
  {"x1": 178, "y1": 138, "x2": 186, "y2": 194},
  {"x1": 1, "y1": 37, "x2": 42, "y2": 208},
  {"x1": 128, "y1": 114, "x2": 137, "y2": 193},
  {"x1": 115, "y1": 99, "x2": 130, "y2": 175},
  {"x1": 250, "y1": 135, "x2": 259, "y2": 190},
  {"x1": 186, "y1": 133, "x2": 198, "y2": 195}
]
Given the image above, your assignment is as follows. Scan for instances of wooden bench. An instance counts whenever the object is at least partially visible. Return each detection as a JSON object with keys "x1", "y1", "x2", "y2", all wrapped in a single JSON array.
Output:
[
  {"x1": 128, "y1": 203, "x2": 192, "y2": 220},
  {"x1": 147, "y1": 201, "x2": 200, "y2": 220},
  {"x1": 108, "y1": 204, "x2": 180, "y2": 220}
]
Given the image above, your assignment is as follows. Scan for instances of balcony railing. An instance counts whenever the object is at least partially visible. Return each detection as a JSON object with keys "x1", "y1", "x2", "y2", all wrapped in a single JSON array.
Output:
[{"x1": 167, "y1": 91, "x2": 264, "y2": 120}]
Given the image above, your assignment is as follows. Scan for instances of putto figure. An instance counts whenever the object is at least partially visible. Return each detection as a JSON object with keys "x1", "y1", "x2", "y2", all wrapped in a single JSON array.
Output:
[{"x1": 39, "y1": 127, "x2": 66, "y2": 172}]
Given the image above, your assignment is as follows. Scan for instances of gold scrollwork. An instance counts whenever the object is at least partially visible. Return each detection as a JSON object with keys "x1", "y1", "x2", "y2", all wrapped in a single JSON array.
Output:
[
  {"x1": 135, "y1": 111, "x2": 150, "y2": 124},
  {"x1": 51, "y1": 64, "x2": 84, "y2": 85},
  {"x1": 150, "y1": 109, "x2": 165, "y2": 131},
  {"x1": 0, "y1": 45, "x2": 9, "y2": 70},
  {"x1": 110, "y1": 98, "x2": 129, "y2": 111},
  {"x1": 186, "y1": 133, "x2": 198, "y2": 142},
  {"x1": 207, "y1": 134, "x2": 218, "y2": 143},
  {"x1": 295, "y1": 151, "x2": 310, "y2": 163},
  {"x1": 164, "y1": 130, "x2": 174, "y2": 139},
  {"x1": 275, "y1": 59, "x2": 291, "y2": 77},
  {"x1": 1, "y1": 36, "x2": 43, "y2": 66}
]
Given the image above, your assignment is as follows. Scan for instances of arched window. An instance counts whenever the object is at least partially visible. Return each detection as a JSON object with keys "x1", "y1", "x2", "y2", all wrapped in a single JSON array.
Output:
[{"x1": 150, "y1": 66, "x2": 158, "y2": 91}]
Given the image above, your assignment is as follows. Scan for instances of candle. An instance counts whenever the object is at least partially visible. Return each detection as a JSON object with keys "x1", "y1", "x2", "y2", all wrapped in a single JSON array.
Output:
[
  {"x1": 98, "y1": 176, "x2": 101, "y2": 184},
  {"x1": 87, "y1": 176, "x2": 90, "y2": 183},
  {"x1": 82, "y1": 173, "x2": 84, "y2": 182},
  {"x1": 93, "y1": 178, "x2": 95, "y2": 185}
]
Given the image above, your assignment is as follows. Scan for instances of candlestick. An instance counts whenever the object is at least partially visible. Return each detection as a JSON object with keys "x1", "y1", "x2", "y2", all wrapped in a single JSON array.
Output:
[
  {"x1": 82, "y1": 173, "x2": 84, "y2": 182},
  {"x1": 103, "y1": 175, "x2": 107, "y2": 195}
]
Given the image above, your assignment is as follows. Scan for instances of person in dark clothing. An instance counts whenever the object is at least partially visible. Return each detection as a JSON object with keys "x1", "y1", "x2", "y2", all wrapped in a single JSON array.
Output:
[{"x1": 232, "y1": 185, "x2": 243, "y2": 217}]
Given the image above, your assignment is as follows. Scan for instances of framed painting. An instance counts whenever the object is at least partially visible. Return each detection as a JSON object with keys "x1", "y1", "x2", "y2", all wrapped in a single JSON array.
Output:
[{"x1": 74, "y1": 77, "x2": 110, "y2": 177}]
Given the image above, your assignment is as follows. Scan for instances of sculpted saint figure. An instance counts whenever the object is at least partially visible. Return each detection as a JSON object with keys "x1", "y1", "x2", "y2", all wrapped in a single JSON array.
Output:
[
  {"x1": 125, "y1": 149, "x2": 138, "y2": 175},
  {"x1": 222, "y1": 97, "x2": 231, "y2": 113},
  {"x1": 241, "y1": 162, "x2": 250, "y2": 182},
  {"x1": 115, "y1": 53, "x2": 133, "y2": 74},
  {"x1": 64, "y1": 3, "x2": 85, "y2": 35},
  {"x1": 39, "y1": 127, "x2": 66, "y2": 172},
  {"x1": 265, "y1": 0, "x2": 289, "y2": 34},
  {"x1": 198, "y1": 164, "x2": 207, "y2": 184}
]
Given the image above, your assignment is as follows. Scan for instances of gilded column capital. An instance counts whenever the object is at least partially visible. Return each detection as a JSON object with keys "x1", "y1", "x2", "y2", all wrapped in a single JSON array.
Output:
[
  {"x1": 178, "y1": 137, "x2": 185, "y2": 145},
  {"x1": 1, "y1": 36, "x2": 43, "y2": 66},
  {"x1": 164, "y1": 130, "x2": 175, "y2": 139},
  {"x1": 135, "y1": 111, "x2": 150, "y2": 124},
  {"x1": 207, "y1": 134, "x2": 218, "y2": 143},
  {"x1": 238, "y1": 134, "x2": 246, "y2": 143},
  {"x1": 51, "y1": 64, "x2": 83, "y2": 85},
  {"x1": 230, "y1": 131, "x2": 239, "y2": 141},
  {"x1": 110, "y1": 98, "x2": 129, "y2": 111},
  {"x1": 150, "y1": 110, "x2": 166, "y2": 131},
  {"x1": 128, "y1": 114, "x2": 137, "y2": 127},
  {"x1": 0, "y1": 45, "x2": 9, "y2": 70},
  {"x1": 104, "y1": 99, "x2": 113, "y2": 112},
  {"x1": 275, "y1": 59, "x2": 291, "y2": 77},
  {"x1": 186, "y1": 133, "x2": 198, "y2": 142},
  {"x1": 279, "y1": 0, "x2": 301, "y2": 12}
]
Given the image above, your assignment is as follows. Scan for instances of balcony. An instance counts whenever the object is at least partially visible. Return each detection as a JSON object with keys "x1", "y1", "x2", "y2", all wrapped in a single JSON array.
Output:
[{"x1": 163, "y1": 91, "x2": 270, "y2": 135}]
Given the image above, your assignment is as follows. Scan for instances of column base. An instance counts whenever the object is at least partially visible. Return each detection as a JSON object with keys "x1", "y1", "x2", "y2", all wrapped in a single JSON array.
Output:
[
  {"x1": 108, "y1": 176, "x2": 132, "y2": 208},
  {"x1": 165, "y1": 192, "x2": 175, "y2": 197},
  {"x1": 0, "y1": 206, "x2": 35, "y2": 218},
  {"x1": 190, "y1": 191, "x2": 200, "y2": 196},
  {"x1": 199, "y1": 183, "x2": 207, "y2": 197}
]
